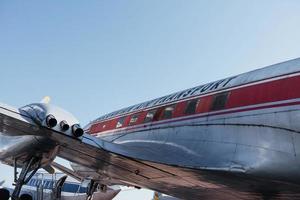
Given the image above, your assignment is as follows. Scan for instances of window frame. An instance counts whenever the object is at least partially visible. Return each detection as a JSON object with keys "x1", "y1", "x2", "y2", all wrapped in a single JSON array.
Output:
[
  {"x1": 144, "y1": 109, "x2": 157, "y2": 123},
  {"x1": 211, "y1": 92, "x2": 229, "y2": 111},
  {"x1": 129, "y1": 114, "x2": 139, "y2": 126},
  {"x1": 184, "y1": 99, "x2": 199, "y2": 115},
  {"x1": 116, "y1": 116, "x2": 126, "y2": 128},
  {"x1": 161, "y1": 104, "x2": 176, "y2": 120}
]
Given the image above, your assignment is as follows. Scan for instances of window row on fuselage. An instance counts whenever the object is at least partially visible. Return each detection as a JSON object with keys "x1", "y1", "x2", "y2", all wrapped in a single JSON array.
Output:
[
  {"x1": 27, "y1": 179, "x2": 87, "y2": 193},
  {"x1": 89, "y1": 75, "x2": 300, "y2": 135},
  {"x1": 90, "y1": 92, "x2": 230, "y2": 133},
  {"x1": 27, "y1": 179, "x2": 54, "y2": 189}
]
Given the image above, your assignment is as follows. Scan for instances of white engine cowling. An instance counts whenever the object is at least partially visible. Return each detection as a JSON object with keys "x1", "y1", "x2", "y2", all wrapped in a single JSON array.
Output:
[{"x1": 20, "y1": 103, "x2": 84, "y2": 138}]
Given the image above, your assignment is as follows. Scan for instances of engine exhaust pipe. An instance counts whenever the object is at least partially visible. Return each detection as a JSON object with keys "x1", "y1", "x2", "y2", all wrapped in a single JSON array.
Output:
[
  {"x1": 72, "y1": 124, "x2": 84, "y2": 137},
  {"x1": 60, "y1": 120, "x2": 69, "y2": 131},
  {"x1": 46, "y1": 114, "x2": 57, "y2": 128}
]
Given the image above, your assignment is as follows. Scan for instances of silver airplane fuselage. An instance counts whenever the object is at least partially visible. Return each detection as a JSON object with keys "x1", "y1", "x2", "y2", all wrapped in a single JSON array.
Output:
[{"x1": 84, "y1": 59, "x2": 300, "y2": 198}]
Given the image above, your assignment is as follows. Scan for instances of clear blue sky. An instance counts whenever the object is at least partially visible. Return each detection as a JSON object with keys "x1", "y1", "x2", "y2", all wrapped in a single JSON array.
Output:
[{"x1": 1, "y1": 1, "x2": 300, "y2": 199}]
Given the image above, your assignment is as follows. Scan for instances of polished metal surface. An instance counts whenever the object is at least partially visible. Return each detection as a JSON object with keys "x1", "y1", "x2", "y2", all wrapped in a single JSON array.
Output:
[{"x1": 2, "y1": 59, "x2": 300, "y2": 199}]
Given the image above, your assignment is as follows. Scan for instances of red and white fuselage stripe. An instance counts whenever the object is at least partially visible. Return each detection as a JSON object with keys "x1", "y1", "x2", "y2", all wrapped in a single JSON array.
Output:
[{"x1": 88, "y1": 70, "x2": 300, "y2": 136}]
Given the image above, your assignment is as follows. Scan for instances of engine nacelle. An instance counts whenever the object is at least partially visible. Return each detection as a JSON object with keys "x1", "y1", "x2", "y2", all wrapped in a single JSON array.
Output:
[
  {"x1": 20, "y1": 103, "x2": 84, "y2": 138},
  {"x1": 46, "y1": 114, "x2": 57, "y2": 128},
  {"x1": 72, "y1": 124, "x2": 84, "y2": 137},
  {"x1": 60, "y1": 120, "x2": 70, "y2": 131}
]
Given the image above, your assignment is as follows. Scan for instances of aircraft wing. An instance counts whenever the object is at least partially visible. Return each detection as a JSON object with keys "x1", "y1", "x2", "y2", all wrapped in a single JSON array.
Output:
[
  {"x1": 0, "y1": 103, "x2": 179, "y2": 185},
  {"x1": 0, "y1": 103, "x2": 204, "y2": 199},
  {"x1": 0, "y1": 102, "x2": 230, "y2": 199}
]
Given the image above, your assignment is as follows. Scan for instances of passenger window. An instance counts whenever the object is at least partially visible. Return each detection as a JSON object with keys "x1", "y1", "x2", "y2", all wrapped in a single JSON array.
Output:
[
  {"x1": 129, "y1": 114, "x2": 139, "y2": 125},
  {"x1": 144, "y1": 110, "x2": 157, "y2": 123},
  {"x1": 211, "y1": 92, "x2": 229, "y2": 111},
  {"x1": 116, "y1": 117, "x2": 126, "y2": 128},
  {"x1": 161, "y1": 105, "x2": 175, "y2": 119},
  {"x1": 184, "y1": 99, "x2": 199, "y2": 115}
]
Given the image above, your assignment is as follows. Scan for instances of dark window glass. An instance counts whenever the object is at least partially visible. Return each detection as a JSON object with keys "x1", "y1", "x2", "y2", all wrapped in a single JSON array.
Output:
[
  {"x1": 161, "y1": 105, "x2": 175, "y2": 119},
  {"x1": 129, "y1": 114, "x2": 139, "y2": 125},
  {"x1": 144, "y1": 110, "x2": 157, "y2": 123},
  {"x1": 116, "y1": 117, "x2": 126, "y2": 128},
  {"x1": 211, "y1": 92, "x2": 229, "y2": 111},
  {"x1": 184, "y1": 99, "x2": 199, "y2": 115}
]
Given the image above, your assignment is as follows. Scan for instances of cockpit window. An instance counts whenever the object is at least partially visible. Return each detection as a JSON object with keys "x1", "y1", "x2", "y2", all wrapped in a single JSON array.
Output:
[
  {"x1": 116, "y1": 117, "x2": 126, "y2": 128},
  {"x1": 144, "y1": 110, "x2": 157, "y2": 123}
]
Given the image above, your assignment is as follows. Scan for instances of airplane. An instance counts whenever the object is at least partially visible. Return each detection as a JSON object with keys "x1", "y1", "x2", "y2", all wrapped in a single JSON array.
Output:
[
  {"x1": 1, "y1": 58, "x2": 300, "y2": 199},
  {"x1": 2, "y1": 171, "x2": 120, "y2": 200}
]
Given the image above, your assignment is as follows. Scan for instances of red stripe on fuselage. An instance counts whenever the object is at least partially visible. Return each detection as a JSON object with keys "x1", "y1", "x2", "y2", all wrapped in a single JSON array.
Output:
[
  {"x1": 91, "y1": 100, "x2": 300, "y2": 136},
  {"x1": 89, "y1": 74, "x2": 300, "y2": 136}
]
